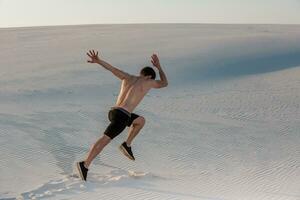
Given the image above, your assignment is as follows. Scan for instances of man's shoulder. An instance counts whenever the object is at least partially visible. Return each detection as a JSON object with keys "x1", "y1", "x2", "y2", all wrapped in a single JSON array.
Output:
[
  {"x1": 123, "y1": 74, "x2": 136, "y2": 81},
  {"x1": 143, "y1": 79, "x2": 157, "y2": 88}
]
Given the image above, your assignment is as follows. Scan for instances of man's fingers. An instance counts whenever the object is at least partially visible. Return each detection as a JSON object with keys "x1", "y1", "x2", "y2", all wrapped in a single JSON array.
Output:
[
  {"x1": 152, "y1": 54, "x2": 158, "y2": 61},
  {"x1": 89, "y1": 50, "x2": 93, "y2": 56},
  {"x1": 151, "y1": 59, "x2": 156, "y2": 65},
  {"x1": 87, "y1": 52, "x2": 93, "y2": 58},
  {"x1": 152, "y1": 58, "x2": 158, "y2": 64},
  {"x1": 88, "y1": 49, "x2": 99, "y2": 56},
  {"x1": 151, "y1": 56, "x2": 154, "y2": 60},
  {"x1": 151, "y1": 54, "x2": 160, "y2": 67}
]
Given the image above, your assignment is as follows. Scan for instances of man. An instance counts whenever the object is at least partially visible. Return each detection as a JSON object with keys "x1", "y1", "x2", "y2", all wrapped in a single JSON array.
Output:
[{"x1": 77, "y1": 50, "x2": 168, "y2": 181}]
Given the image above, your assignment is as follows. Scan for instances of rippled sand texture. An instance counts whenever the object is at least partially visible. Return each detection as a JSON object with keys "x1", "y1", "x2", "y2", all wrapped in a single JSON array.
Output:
[{"x1": 0, "y1": 24, "x2": 300, "y2": 200}]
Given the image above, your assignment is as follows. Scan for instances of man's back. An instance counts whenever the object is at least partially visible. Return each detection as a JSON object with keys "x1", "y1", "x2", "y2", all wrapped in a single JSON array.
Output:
[{"x1": 115, "y1": 76, "x2": 152, "y2": 113}]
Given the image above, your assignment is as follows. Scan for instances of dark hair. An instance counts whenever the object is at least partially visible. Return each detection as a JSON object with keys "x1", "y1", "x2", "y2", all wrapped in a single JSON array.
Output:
[{"x1": 140, "y1": 66, "x2": 156, "y2": 80}]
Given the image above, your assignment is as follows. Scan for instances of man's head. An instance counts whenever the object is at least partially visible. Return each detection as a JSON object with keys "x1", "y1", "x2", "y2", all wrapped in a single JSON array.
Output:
[{"x1": 140, "y1": 66, "x2": 156, "y2": 80}]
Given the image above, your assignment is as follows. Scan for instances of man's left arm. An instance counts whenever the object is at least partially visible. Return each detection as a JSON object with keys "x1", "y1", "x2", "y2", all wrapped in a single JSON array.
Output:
[{"x1": 87, "y1": 50, "x2": 131, "y2": 80}]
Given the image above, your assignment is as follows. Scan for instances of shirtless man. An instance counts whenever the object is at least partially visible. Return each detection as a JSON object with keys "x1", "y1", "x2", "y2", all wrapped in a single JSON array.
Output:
[{"x1": 77, "y1": 50, "x2": 168, "y2": 181}]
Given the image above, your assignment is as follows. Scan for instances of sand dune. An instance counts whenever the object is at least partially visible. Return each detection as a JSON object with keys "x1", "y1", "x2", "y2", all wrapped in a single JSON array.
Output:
[{"x1": 0, "y1": 24, "x2": 300, "y2": 200}]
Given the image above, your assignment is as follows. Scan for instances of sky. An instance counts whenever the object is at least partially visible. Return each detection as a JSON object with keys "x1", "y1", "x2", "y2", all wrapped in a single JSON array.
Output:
[{"x1": 0, "y1": 0, "x2": 300, "y2": 28}]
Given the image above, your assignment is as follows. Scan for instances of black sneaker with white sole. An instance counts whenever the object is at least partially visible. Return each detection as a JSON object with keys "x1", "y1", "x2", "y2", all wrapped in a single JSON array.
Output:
[
  {"x1": 119, "y1": 142, "x2": 135, "y2": 161},
  {"x1": 76, "y1": 161, "x2": 88, "y2": 181}
]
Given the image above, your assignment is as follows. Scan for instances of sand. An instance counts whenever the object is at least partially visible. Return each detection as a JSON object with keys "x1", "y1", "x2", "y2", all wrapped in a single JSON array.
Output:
[{"x1": 0, "y1": 24, "x2": 300, "y2": 200}]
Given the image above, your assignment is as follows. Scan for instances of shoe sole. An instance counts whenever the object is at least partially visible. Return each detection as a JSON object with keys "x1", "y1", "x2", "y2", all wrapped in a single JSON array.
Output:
[
  {"x1": 119, "y1": 145, "x2": 135, "y2": 161},
  {"x1": 76, "y1": 162, "x2": 86, "y2": 181}
]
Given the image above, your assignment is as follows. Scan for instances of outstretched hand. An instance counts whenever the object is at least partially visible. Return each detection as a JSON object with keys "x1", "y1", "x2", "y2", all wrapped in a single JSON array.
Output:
[
  {"x1": 151, "y1": 54, "x2": 161, "y2": 69},
  {"x1": 87, "y1": 50, "x2": 100, "y2": 63}
]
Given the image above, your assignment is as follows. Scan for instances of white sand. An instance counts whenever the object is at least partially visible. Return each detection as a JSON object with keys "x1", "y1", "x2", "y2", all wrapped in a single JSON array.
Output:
[{"x1": 0, "y1": 24, "x2": 300, "y2": 200}]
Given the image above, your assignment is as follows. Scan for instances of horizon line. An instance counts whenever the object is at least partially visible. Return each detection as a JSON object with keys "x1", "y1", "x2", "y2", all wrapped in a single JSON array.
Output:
[{"x1": 1, "y1": 22, "x2": 300, "y2": 29}]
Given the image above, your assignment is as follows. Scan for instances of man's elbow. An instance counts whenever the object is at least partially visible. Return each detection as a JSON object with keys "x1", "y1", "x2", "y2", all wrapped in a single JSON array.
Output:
[{"x1": 154, "y1": 80, "x2": 168, "y2": 88}]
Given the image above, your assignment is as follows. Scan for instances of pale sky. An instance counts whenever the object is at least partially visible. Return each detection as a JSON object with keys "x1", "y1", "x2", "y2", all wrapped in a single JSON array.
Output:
[{"x1": 1, "y1": 0, "x2": 300, "y2": 28}]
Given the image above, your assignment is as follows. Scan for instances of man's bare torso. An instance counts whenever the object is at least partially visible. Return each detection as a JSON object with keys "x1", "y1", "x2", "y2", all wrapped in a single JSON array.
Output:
[{"x1": 115, "y1": 76, "x2": 152, "y2": 113}]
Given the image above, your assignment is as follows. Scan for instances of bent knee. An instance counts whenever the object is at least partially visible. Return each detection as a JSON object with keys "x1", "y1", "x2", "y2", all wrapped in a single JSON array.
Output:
[{"x1": 134, "y1": 116, "x2": 145, "y2": 126}]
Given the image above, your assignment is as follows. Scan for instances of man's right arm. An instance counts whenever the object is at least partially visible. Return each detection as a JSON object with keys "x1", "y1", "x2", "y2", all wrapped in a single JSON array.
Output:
[
  {"x1": 152, "y1": 67, "x2": 168, "y2": 88},
  {"x1": 150, "y1": 54, "x2": 168, "y2": 88}
]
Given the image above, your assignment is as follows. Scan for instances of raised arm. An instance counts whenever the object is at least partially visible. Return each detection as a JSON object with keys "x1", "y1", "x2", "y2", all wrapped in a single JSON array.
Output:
[
  {"x1": 150, "y1": 54, "x2": 168, "y2": 88},
  {"x1": 87, "y1": 50, "x2": 131, "y2": 80}
]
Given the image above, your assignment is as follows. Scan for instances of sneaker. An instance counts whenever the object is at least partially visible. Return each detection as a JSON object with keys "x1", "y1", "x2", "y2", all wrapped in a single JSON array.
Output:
[
  {"x1": 119, "y1": 142, "x2": 135, "y2": 161},
  {"x1": 76, "y1": 161, "x2": 88, "y2": 181}
]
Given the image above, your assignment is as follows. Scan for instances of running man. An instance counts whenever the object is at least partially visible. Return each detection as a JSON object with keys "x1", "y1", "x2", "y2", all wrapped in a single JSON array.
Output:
[{"x1": 77, "y1": 50, "x2": 168, "y2": 181}]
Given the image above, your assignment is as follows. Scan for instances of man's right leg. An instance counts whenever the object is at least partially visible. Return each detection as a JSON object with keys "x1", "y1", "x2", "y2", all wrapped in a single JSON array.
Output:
[
  {"x1": 77, "y1": 134, "x2": 111, "y2": 181},
  {"x1": 84, "y1": 134, "x2": 111, "y2": 168},
  {"x1": 78, "y1": 109, "x2": 129, "y2": 181}
]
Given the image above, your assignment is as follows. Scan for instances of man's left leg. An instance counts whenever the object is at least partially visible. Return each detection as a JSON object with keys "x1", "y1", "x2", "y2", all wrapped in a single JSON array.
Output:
[
  {"x1": 120, "y1": 116, "x2": 145, "y2": 160},
  {"x1": 126, "y1": 116, "x2": 145, "y2": 146}
]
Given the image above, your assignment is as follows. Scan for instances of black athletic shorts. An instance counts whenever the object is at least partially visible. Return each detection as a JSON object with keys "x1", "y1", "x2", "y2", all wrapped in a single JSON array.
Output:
[{"x1": 104, "y1": 107, "x2": 140, "y2": 139}]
